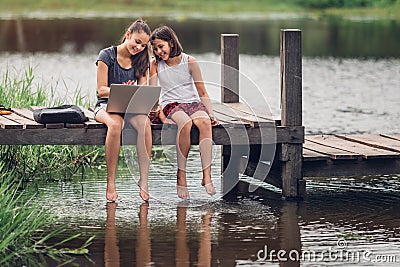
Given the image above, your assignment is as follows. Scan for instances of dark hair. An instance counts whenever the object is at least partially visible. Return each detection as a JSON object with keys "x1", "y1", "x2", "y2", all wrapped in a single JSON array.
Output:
[
  {"x1": 121, "y1": 19, "x2": 151, "y2": 79},
  {"x1": 150, "y1": 25, "x2": 183, "y2": 61}
]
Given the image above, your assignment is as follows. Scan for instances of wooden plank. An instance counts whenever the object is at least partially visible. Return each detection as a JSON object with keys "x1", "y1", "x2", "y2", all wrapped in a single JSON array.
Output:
[
  {"x1": 335, "y1": 134, "x2": 400, "y2": 153},
  {"x1": 0, "y1": 115, "x2": 23, "y2": 129},
  {"x1": 224, "y1": 102, "x2": 276, "y2": 122},
  {"x1": 1, "y1": 111, "x2": 43, "y2": 129},
  {"x1": 212, "y1": 107, "x2": 243, "y2": 124},
  {"x1": 12, "y1": 108, "x2": 36, "y2": 120},
  {"x1": 380, "y1": 134, "x2": 400, "y2": 142},
  {"x1": 303, "y1": 148, "x2": 330, "y2": 161},
  {"x1": 303, "y1": 157, "x2": 400, "y2": 177},
  {"x1": 30, "y1": 106, "x2": 46, "y2": 111},
  {"x1": 213, "y1": 103, "x2": 257, "y2": 127},
  {"x1": 304, "y1": 138, "x2": 360, "y2": 159},
  {"x1": 307, "y1": 135, "x2": 399, "y2": 159},
  {"x1": 0, "y1": 123, "x2": 300, "y2": 145},
  {"x1": 0, "y1": 128, "x2": 106, "y2": 145},
  {"x1": 46, "y1": 123, "x2": 65, "y2": 129},
  {"x1": 84, "y1": 120, "x2": 106, "y2": 129},
  {"x1": 221, "y1": 34, "x2": 239, "y2": 103},
  {"x1": 216, "y1": 103, "x2": 274, "y2": 126}
]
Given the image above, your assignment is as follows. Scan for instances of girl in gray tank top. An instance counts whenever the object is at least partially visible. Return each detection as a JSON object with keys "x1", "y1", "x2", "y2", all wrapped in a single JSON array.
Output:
[
  {"x1": 95, "y1": 19, "x2": 153, "y2": 202},
  {"x1": 150, "y1": 25, "x2": 219, "y2": 199}
]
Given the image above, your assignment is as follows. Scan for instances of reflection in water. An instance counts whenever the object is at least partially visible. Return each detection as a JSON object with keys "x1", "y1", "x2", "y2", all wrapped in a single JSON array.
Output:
[
  {"x1": 279, "y1": 202, "x2": 301, "y2": 267},
  {"x1": 104, "y1": 202, "x2": 120, "y2": 267},
  {"x1": 197, "y1": 208, "x2": 213, "y2": 267},
  {"x1": 176, "y1": 205, "x2": 190, "y2": 267},
  {"x1": 136, "y1": 203, "x2": 151, "y2": 267},
  {"x1": 104, "y1": 201, "x2": 213, "y2": 266},
  {"x1": 18, "y1": 173, "x2": 400, "y2": 266}
]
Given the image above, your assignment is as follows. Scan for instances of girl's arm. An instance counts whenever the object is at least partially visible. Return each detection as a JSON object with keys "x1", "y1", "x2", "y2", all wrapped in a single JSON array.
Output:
[
  {"x1": 97, "y1": 61, "x2": 110, "y2": 98},
  {"x1": 137, "y1": 68, "x2": 148, "y2": 85},
  {"x1": 188, "y1": 56, "x2": 218, "y2": 126},
  {"x1": 149, "y1": 60, "x2": 167, "y2": 123},
  {"x1": 148, "y1": 59, "x2": 158, "y2": 86}
]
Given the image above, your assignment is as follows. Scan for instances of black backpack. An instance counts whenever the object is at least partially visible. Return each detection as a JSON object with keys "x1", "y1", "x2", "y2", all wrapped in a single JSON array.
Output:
[{"x1": 33, "y1": 105, "x2": 88, "y2": 124}]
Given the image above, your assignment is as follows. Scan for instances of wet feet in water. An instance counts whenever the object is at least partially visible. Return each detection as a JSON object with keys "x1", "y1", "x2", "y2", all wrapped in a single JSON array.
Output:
[
  {"x1": 106, "y1": 182, "x2": 118, "y2": 202},
  {"x1": 138, "y1": 179, "x2": 150, "y2": 202},
  {"x1": 177, "y1": 170, "x2": 190, "y2": 199},
  {"x1": 201, "y1": 178, "x2": 216, "y2": 196}
]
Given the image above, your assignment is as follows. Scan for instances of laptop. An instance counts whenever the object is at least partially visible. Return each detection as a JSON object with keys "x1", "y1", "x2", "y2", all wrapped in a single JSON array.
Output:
[{"x1": 106, "y1": 84, "x2": 161, "y2": 114}]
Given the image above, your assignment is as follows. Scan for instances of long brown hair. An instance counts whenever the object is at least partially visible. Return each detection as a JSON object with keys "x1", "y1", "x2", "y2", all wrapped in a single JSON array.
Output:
[
  {"x1": 150, "y1": 25, "x2": 183, "y2": 62},
  {"x1": 121, "y1": 19, "x2": 151, "y2": 79}
]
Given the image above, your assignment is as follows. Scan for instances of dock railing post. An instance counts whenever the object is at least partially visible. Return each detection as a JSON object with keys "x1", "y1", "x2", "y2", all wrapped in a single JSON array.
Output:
[
  {"x1": 221, "y1": 34, "x2": 239, "y2": 103},
  {"x1": 280, "y1": 29, "x2": 305, "y2": 199},
  {"x1": 221, "y1": 34, "x2": 241, "y2": 198}
]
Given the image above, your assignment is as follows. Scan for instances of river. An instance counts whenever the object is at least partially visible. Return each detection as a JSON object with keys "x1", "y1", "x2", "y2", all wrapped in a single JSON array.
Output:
[{"x1": 1, "y1": 15, "x2": 400, "y2": 266}]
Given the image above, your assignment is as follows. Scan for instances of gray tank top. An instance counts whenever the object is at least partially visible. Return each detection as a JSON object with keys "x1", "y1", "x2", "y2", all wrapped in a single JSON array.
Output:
[{"x1": 157, "y1": 53, "x2": 200, "y2": 108}]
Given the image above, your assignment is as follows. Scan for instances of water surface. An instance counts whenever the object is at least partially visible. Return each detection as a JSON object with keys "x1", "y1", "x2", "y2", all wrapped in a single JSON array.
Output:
[
  {"x1": 23, "y1": 160, "x2": 400, "y2": 266},
  {"x1": 2, "y1": 16, "x2": 400, "y2": 266}
]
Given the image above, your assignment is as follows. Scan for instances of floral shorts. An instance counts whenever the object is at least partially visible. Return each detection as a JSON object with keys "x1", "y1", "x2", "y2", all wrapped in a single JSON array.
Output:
[{"x1": 149, "y1": 102, "x2": 208, "y2": 124}]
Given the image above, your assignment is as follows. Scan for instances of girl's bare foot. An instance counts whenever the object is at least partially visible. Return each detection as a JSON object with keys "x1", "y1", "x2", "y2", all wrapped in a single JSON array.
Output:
[
  {"x1": 177, "y1": 170, "x2": 190, "y2": 199},
  {"x1": 106, "y1": 182, "x2": 118, "y2": 202},
  {"x1": 138, "y1": 179, "x2": 150, "y2": 202},
  {"x1": 201, "y1": 177, "x2": 216, "y2": 196},
  {"x1": 139, "y1": 189, "x2": 149, "y2": 202}
]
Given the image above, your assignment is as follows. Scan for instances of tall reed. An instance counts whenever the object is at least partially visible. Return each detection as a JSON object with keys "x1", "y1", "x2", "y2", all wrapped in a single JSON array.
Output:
[
  {"x1": 0, "y1": 66, "x2": 99, "y2": 264},
  {"x1": 0, "y1": 162, "x2": 94, "y2": 266},
  {"x1": 0, "y1": 65, "x2": 104, "y2": 179}
]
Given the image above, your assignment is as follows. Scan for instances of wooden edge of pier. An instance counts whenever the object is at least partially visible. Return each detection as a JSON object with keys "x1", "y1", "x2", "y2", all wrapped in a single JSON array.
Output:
[{"x1": 2, "y1": 31, "x2": 398, "y2": 201}]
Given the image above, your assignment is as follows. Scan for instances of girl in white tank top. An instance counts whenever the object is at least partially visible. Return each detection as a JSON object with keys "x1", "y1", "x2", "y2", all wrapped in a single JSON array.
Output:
[{"x1": 150, "y1": 25, "x2": 218, "y2": 199}]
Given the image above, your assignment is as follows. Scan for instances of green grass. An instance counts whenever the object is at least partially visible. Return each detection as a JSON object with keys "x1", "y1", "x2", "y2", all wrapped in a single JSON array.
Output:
[
  {"x1": 0, "y1": 0, "x2": 296, "y2": 13},
  {"x1": 0, "y1": 162, "x2": 94, "y2": 266},
  {"x1": 0, "y1": 0, "x2": 399, "y2": 18},
  {"x1": 0, "y1": 66, "x2": 104, "y2": 180},
  {"x1": 0, "y1": 67, "x2": 98, "y2": 265}
]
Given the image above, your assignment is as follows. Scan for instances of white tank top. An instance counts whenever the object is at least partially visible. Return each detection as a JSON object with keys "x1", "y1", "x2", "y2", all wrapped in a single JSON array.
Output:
[{"x1": 157, "y1": 53, "x2": 200, "y2": 108}]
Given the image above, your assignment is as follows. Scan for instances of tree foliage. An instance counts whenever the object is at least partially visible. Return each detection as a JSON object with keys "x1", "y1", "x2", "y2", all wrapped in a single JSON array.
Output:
[{"x1": 294, "y1": 0, "x2": 398, "y2": 9}]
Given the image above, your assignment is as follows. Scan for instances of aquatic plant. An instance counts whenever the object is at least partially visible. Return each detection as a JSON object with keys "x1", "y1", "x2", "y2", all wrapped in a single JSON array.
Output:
[{"x1": 0, "y1": 162, "x2": 94, "y2": 266}]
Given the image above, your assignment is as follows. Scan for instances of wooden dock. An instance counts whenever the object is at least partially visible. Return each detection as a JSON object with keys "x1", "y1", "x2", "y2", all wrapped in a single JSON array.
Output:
[
  {"x1": 1, "y1": 30, "x2": 399, "y2": 199},
  {"x1": 303, "y1": 134, "x2": 400, "y2": 177}
]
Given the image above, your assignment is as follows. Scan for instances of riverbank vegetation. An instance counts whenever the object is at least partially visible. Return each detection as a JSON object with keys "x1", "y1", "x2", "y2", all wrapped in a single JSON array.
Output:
[
  {"x1": 0, "y1": 163, "x2": 93, "y2": 266},
  {"x1": 0, "y1": 66, "x2": 103, "y2": 180},
  {"x1": 0, "y1": 0, "x2": 399, "y2": 18},
  {"x1": 0, "y1": 67, "x2": 98, "y2": 265}
]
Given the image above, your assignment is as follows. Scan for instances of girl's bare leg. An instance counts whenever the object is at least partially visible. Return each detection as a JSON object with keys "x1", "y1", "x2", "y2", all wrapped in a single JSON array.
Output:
[
  {"x1": 171, "y1": 111, "x2": 193, "y2": 199},
  {"x1": 129, "y1": 115, "x2": 152, "y2": 201},
  {"x1": 192, "y1": 111, "x2": 216, "y2": 195},
  {"x1": 96, "y1": 109, "x2": 124, "y2": 202}
]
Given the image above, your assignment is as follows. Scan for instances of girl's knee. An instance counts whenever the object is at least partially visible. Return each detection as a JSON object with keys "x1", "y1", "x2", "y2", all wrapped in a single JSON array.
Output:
[
  {"x1": 179, "y1": 120, "x2": 193, "y2": 132},
  {"x1": 195, "y1": 118, "x2": 211, "y2": 131},
  {"x1": 130, "y1": 115, "x2": 150, "y2": 130},
  {"x1": 107, "y1": 120, "x2": 123, "y2": 135}
]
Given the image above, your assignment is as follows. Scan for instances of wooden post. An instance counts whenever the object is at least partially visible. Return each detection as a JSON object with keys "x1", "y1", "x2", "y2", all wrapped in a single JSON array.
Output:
[
  {"x1": 221, "y1": 34, "x2": 239, "y2": 103},
  {"x1": 280, "y1": 29, "x2": 304, "y2": 199},
  {"x1": 221, "y1": 34, "x2": 241, "y2": 198}
]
